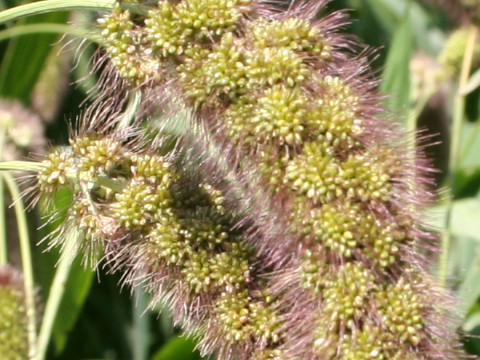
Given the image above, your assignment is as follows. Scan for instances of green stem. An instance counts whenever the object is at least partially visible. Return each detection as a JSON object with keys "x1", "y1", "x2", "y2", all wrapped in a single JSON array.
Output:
[
  {"x1": 36, "y1": 230, "x2": 78, "y2": 360},
  {"x1": 0, "y1": 127, "x2": 6, "y2": 264},
  {"x1": 132, "y1": 287, "x2": 150, "y2": 360},
  {"x1": 0, "y1": 23, "x2": 102, "y2": 43},
  {"x1": 439, "y1": 26, "x2": 478, "y2": 286},
  {"x1": 458, "y1": 113, "x2": 480, "y2": 168},
  {"x1": 0, "y1": 0, "x2": 115, "y2": 25},
  {"x1": 118, "y1": 91, "x2": 142, "y2": 131},
  {"x1": 2, "y1": 172, "x2": 37, "y2": 358},
  {"x1": 96, "y1": 175, "x2": 126, "y2": 193},
  {"x1": 0, "y1": 160, "x2": 44, "y2": 172},
  {"x1": 0, "y1": 177, "x2": 6, "y2": 265}
]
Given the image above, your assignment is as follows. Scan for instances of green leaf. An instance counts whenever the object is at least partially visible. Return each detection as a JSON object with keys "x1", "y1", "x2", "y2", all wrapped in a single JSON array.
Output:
[
  {"x1": 0, "y1": 11, "x2": 69, "y2": 102},
  {"x1": 51, "y1": 255, "x2": 95, "y2": 353},
  {"x1": 454, "y1": 167, "x2": 480, "y2": 198},
  {"x1": 36, "y1": 188, "x2": 95, "y2": 355},
  {"x1": 459, "y1": 120, "x2": 480, "y2": 170},
  {"x1": 461, "y1": 68, "x2": 480, "y2": 96},
  {"x1": 430, "y1": 197, "x2": 480, "y2": 313},
  {"x1": 151, "y1": 337, "x2": 202, "y2": 360},
  {"x1": 464, "y1": 311, "x2": 480, "y2": 332},
  {"x1": 380, "y1": 5, "x2": 413, "y2": 117},
  {"x1": 451, "y1": 198, "x2": 480, "y2": 241},
  {"x1": 427, "y1": 198, "x2": 480, "y2": 241},
  {"x1": 457, "y1": 248, "x2": 480, "y2": 314},
  {"x1": 130, "y1": 287, "x2": 151, "y2": 360}
]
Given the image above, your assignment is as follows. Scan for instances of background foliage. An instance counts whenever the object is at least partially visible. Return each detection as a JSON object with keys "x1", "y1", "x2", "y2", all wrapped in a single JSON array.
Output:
[{"x1": 1, "y1": 0, "x2": 480, "y2": 358}]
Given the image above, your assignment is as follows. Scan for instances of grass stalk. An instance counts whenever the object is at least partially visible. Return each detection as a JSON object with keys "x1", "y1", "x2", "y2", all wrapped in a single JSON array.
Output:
[
  {"x1": 2, "y1": 172, "x2": 37, "y2": 358},
  {"x1": 0, "y1": 127, "x2": 6, "y2": 264},
  {"x1": 439, "y1": 25, "x2": 478, "y2": 286},
  {"x1": 36, "y1": 230, "x2": 78, "y2": 360},
  {"x1": 0, "y1": 160, "x2": 44, "y2": 172},
  {"x1": 0, "y1": 23, "x2": 101, "y2": 43},
  {"x1": 0, "y1": 0, "x2": 115, "y2": 25}
]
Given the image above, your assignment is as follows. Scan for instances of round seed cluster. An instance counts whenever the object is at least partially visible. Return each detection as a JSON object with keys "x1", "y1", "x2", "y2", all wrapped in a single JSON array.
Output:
[
  {"x1": 98, "y1": 5, "x2": 161, "y2": 84},
  {"x1": 145, "y1": 0, "x2": 251, "y2": 57},
  {"x1": 216, "y1": 290, "x2": 281, "y2": 343},
  {"x1": 439, "y1": 26, "x2": 480, "y2": 77},
  {"x1": 321, "y1": 262, "x2": 375, "y2": 327},
  {"x1": 339, "y1": 324, "x2": 394, "y2": 360},
  {"x1": 295, "y1": 200, "x2": 407, "y2": 266},
  {"x1": 375, "y1": 278, "x2": 424, "y2": 346}
]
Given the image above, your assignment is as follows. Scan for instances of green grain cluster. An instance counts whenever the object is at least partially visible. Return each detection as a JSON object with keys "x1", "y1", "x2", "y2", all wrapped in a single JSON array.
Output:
[{"x1": 0, "y1": 266, "x2": 28, "y2": 360}]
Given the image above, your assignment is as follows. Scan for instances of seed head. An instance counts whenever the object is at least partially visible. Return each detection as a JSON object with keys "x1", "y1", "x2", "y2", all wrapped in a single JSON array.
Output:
[
  {"x1": 0, "y1": 265, "x2": 28, "y2": 360},
  {"x1": 32, "y1": 1, "x2": 467, "y2": 359}
]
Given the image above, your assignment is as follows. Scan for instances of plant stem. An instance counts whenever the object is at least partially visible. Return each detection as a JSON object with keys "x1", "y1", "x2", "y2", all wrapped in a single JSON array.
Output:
[
  {"x1": 458, "y1": 113, "x2": 480, "y2": 168},
  {"x1": 36, "y1": 230, "x2": 78, "y2": 360},
  {"x1": 439, "y1": 25, "x2": 478, "y2": 286},
  {"x1": 0, "y1": 127, "x2": 6, "y2": 264},
  {"x1": 96, "y1": 175, "x2": 126, "y2": 193},
  {"x1": 0, "y1": 0, "x2": 115, "y2": 25},
  {"x1": 2, "y1": 172, "x2": 37, "y2": 358},
  {"x1": 0, "y1": 175, "x2": 6, "y2": 265},
  {"x1": 0, "y1": 160, "x2": 44, "y2": 172},
  {"x1": 132, "y1": 287, "x2": 150, "y2": 360},
  {"x1": 0, "y1": 23, "x2": 102, "y2": 43}
]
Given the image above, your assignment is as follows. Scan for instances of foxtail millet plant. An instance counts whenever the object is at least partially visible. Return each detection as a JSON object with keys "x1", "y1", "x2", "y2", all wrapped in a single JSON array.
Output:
[{"x1": 30, "y1": 0, "x2": 466, "y2": 359}]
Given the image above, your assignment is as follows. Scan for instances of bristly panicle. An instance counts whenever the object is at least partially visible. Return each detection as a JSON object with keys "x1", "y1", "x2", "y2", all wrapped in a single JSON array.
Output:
[
  {"x1": 34, "y1": 0, "x2": 466, "y2": 359},
  {"x1": 36, "y1": 124, "x2": 288, "y2": 359}
]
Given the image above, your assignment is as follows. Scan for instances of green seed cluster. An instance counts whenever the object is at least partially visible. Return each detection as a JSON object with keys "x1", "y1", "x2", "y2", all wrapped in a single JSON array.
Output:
[
  {"x1": 312, "y1": 272, "x2": 427, "y2": 358},
  {"x1": 138, "y1": 184, "x2": 283, "y2": 351},
  {"x1": 439, "y1": 26, "x2": 480, "y2": 77},
  {"x1": 38, "y1": 134, "x2": 129, "y2": 195},
  {"x1": 0, "y1": 266, "x2": 28, "y2": 360},
  {"x1": 216, "y1": 290, "x2": 281, "y2": 343},
  {"x1": 179, "y1": 33, "x2": 250, "y2": 104},
  {"x1": 70, "y1": 135, "x2": 125, "y2": 175},
  {"x1": 284, "y1": 143, "x2": 395, "y2": 203},
  {"x1": 231, "y1": 85, "x2": 309, "y2": 146},
  {"x1": 70, "y1": 195, "x2": 103, "y2": 243},
  {"x1": 37, "y1": 149, "x2": 74, "y2": 193},
  {"x1": 251, "y1": 18, "x2": 331, "y2": 57},
  {"x1": 113, "y1": 179, "x2": 172, "y2": 229},
  {"x1": 338, "y1": 323, "x2": 420, "y2": 360},
  {"x1": 339, "y1": 325, "x2": 388, "y2": 360},
  {"x1": 145, "y1": 0, "x2": 251, "y2": 58},
  {"x1": 252, "y1": 348, "x2": 284, "y2": 360},
  {"x1": 375, "y1": 278, "x2": 424, "y2": 346},
  {"x1": 300, "y1": 249, "x2": 325, "y2": 294},
  {"x1": 321, "y1": 262, "x2": 375, "y2": 327},
  {"x1": 296, "y1": 200, "x2": 407, "y2": 266},
  {"x1": 99, "y1": 5, "x2": 161, "y2": 84},
  {"x1": 285, "y1": 142, "x2": 342, "y2": 203}
]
